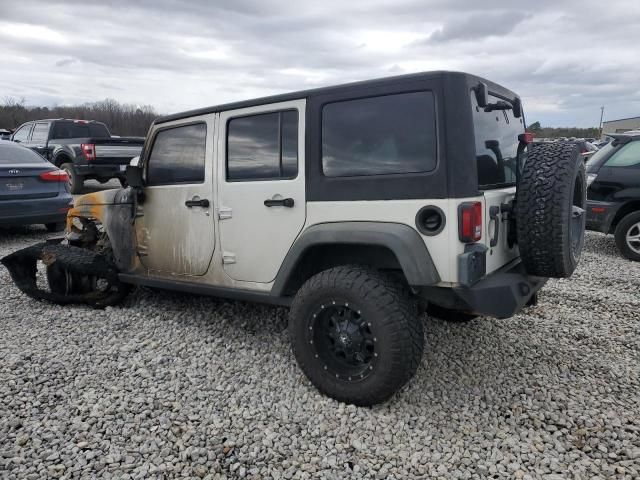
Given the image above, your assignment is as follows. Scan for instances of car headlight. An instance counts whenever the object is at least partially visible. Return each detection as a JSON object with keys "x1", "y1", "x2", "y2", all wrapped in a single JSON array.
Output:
[{"x1": 587, "y1": 173, "x2": 597, "y2": 187}]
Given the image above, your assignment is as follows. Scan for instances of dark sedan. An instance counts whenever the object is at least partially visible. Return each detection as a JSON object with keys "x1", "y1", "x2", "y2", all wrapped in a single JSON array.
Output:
[
  {"x1": 0, "y1": 140, "x2": 73, "y2": 231},
  {"x1": 586, "y1": 133, "x2": 640, "y2": 260}
]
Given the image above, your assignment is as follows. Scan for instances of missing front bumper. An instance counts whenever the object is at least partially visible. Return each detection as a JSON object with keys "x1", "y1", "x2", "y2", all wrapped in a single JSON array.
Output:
[{"x1": 1, "y1": 241, "x2": 130, "y2": 308}]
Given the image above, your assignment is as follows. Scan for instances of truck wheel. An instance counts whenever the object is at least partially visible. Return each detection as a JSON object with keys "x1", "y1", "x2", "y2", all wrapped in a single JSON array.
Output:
[
  {"x1": 515, "y1": 142, "x2": 586, "y2": 278},
  {"x1": 61, "y1": 163, "x2": 84, "y2": 194},
  {"x1": 289, "y1": 265, "x2": 424, "y2": 406},
  {"x1": 614, "y1": 211, "x2": 640, "y2": 261}
]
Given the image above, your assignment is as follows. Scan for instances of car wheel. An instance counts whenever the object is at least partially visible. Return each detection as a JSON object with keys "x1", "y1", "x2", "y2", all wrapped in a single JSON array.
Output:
[
  {"x1": 614, "y1": 211, "x2": 640, "y2": 261},
  {"x1": 515, "y1": 142, "x2": 586, "y2": 278},
  {"x1": 61, "y1": 163, "x2": 84, "y2": 194},
  {"x1": 45, "y1": 222, "x2": 65, "y2": 233},
  {"x1": 289, "y1": 265, "x2": 424, "y2": 406}
]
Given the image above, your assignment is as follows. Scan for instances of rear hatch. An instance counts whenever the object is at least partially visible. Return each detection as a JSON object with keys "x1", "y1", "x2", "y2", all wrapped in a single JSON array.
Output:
[
  {"x1": 0, "y1": 146, "x2": 63, "y2": 216},
  {"x1": 470, "y1": 89, "x2": 525, "y2": 274},
  {"x1": 0, "y1": 147, "x2": 62, "y2": 200}
]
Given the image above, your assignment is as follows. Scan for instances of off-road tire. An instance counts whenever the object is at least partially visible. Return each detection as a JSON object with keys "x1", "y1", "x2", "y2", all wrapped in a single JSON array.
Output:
[
  {"x1": 61, "y1": 163, "x2": 84, "y2": 194},
  {"x1": 614, "y1": 211, "x2": 640, "y2": 261},
  {"x1": 289, "y1": 265, "x2": 424, "y2": 406},
  {"x1": 45, "y1": 222, "x2": 65, "y2": 232},
  {"x1": 515, "y1": 142, "x2": 586, "y2": 278},
  {"x1": 428, "y1": 303, "x2": 478, "y2": 323}
]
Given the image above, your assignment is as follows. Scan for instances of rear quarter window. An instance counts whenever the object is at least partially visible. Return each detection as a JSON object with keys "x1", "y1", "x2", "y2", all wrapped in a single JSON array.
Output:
[
  {"x1": 471, "y1": 91, "x2": 525, "y2": 189},
  {"x1": 321, "y1": 91, "x2": 437, "y2": 177}
]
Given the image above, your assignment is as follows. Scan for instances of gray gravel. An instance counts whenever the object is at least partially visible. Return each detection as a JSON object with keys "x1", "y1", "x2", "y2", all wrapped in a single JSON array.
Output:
[{"x1": 1, "y1": 228, "x2": 639, "y2": 479}]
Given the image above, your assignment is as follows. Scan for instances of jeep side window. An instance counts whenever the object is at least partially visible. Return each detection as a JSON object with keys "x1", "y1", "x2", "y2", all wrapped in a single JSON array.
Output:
[
  {"x1": 12, "y1": 124, "x2": 32, "y2": 143},
  {"x1": 604, "y1": 142, "x2": 640, "y2": 167},
  {"x1": 227, "y1": 110, "x2": 298, "y2": 180},
  {"x1": 321, "y1": 91, "x2": 436, "y2": 177},
  {"x1": 146, "y1": 123, "x2": 207, "y2": 185}
]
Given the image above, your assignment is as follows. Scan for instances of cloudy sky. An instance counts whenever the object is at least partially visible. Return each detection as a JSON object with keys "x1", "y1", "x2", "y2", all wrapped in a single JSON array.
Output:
[{"x1": 1, "y1": 0, "x2": 639, "y2": 127}]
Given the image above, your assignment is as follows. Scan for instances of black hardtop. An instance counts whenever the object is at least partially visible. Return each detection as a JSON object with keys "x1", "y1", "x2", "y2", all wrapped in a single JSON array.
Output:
[{"x1": 155, "y1": 71, "x2": 520, "y2": 125}]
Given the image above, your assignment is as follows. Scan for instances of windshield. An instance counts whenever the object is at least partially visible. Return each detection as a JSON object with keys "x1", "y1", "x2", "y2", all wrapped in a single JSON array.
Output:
[
  {"x1": 471, "y1": 91, "x2": 525, "y2": 189},
  {"x1": 586, "y1": 142, "x2": 616, "y2": 172}
]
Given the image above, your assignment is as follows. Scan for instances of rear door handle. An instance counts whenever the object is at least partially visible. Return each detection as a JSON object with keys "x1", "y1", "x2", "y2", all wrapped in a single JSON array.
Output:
[
  {"x1": 185, "y1": 198, "x2": 210, "y2": 208},
  {"x1": 264, "y1": 198, "x2": 294, "y2": 208}
]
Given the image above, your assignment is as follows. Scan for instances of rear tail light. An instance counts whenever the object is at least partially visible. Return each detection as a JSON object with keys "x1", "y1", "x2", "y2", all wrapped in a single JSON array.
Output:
[
  {"x1": 458, "y1": 202, "x2": 482, "y2": 243},
  {"x1": 518, "y1": 132, "x2": 534, "y2": 144},
  {"x1": 81, "y1": 143, "x2": 96, "y2": 161},
  {"x1": 39, "y1": 170, "x2": 69, "y2": 182}
]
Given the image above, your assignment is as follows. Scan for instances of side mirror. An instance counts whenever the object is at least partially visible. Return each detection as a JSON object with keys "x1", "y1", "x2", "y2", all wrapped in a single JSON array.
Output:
[
  {"x1": 474, "y1": 82, "x2": 489, "y2": 108},
  {"x1": 126, "y1": 165, "x2": 143, "y2": 188}
]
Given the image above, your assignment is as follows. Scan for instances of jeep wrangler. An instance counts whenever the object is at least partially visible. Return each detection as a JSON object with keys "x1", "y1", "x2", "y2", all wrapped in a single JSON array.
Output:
[{"x1": 2, "y1": 72, "x2": 586, "y2": 406}]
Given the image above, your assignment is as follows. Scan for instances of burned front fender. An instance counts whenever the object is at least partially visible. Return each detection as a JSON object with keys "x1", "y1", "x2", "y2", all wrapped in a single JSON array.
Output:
[{"x1": 66, "y1": 188, "x2": 139, "y2": 272}]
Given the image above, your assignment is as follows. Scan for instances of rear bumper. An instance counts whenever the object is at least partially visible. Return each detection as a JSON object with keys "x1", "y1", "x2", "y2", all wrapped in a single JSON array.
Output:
[
  {"x1": 419, "y1": 259, "x2": 547, "y2": 319},
  {"x1": 586, "y1": 199, "x2": 618, "y2": 233},
  {"x1": 75, "y1": 163, "x2": 127, "y2": 179},
  {"x1": 0, "y1": 194, "x2": 73, "y2": 226}
]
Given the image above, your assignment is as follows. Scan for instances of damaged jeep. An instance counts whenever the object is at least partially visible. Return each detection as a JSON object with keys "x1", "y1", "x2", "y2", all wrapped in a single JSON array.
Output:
[{"x1": 2, "y1": 72, "x2": 586, "y2": 406}]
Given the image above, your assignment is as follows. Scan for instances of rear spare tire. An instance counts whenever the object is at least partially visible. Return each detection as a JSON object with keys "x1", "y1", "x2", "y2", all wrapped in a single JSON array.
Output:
[{"x1": 515, "y1": 142, "x2": 586, "y2": 278}]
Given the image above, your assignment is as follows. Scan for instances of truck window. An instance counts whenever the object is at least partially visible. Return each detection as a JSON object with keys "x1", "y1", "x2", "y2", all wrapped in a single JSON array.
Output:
[
  {"x1": 146, "y1": 123, "x2": 206, "y2": 185},
  {"x1": 30, "y1": 123, "x2": 50, "y2": 143},
  {"x1": 50, "y1": 122, "x2": 111, "y2": 139},
  {"x1": 471, "y1": 91, "x2": 524, "y2": 189},
  {"x1": 227, "y1": 110, "x2": 298, "y2": 180},
  {"x1": 12, "y1": 124, "x2": 32, "y2": 143},
  {"x1": 321, "y1": 91, "x2": 436, "y2": 177}
]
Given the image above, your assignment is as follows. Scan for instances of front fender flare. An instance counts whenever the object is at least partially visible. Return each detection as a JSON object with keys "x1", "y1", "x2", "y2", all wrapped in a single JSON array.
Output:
[{"x1": 271, "y1": 221, "x2": 440, "y2": 296}]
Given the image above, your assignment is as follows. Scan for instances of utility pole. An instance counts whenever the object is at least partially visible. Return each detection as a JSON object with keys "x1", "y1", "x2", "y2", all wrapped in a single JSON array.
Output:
[{"x1": 598, "y1": 106, "x2": 605, "y2": 139}]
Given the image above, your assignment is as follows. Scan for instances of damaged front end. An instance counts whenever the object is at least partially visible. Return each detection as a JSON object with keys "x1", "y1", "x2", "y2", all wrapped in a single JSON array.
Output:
[{"x1": 1, "y1": 188, "x2": 138, "y2": 308}]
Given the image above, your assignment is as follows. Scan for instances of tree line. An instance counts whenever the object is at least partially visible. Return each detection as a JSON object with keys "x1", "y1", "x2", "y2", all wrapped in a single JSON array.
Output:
[
  {"x1": 0, "y1": 97, "x2": 159, "y2": 137},
  {"x1": 527, "y1": 121, "x2": 600, "y2": 139}
]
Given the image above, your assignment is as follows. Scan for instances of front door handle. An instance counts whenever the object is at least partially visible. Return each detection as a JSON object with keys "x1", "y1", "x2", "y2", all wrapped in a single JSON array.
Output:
[
  {"x1": 185, "y1": 198, "x2": 210, "y2": 208},
  {"x1": 264, "y1": 198, "x2": 294, "y2": 208}
]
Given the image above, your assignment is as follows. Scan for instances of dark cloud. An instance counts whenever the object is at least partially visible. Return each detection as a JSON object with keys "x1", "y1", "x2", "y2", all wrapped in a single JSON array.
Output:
[{"x1": 0, "y1": 0, "x2": 638, "y2": 126}]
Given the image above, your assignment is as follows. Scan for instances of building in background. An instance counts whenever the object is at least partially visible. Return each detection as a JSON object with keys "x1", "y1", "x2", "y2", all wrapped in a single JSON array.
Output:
[{"x1": 602, "y1": 116, "x2": 640, "y2": 136}]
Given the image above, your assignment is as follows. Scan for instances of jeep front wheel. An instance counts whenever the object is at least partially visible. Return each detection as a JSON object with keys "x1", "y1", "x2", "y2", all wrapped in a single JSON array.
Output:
[{"x1": 289, "y1": 265, "x2": 424, "y2": 406}]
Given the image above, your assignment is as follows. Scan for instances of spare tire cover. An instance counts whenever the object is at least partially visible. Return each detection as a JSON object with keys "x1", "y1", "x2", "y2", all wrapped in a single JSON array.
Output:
[{"x1": 515, "y1": 142, "x2": 586, "y2": 278}]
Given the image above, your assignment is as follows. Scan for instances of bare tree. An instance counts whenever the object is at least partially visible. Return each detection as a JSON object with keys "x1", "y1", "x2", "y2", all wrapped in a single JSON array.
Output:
[{"x1": 0, "y1": 98, "x2": 158, "y2": 136}]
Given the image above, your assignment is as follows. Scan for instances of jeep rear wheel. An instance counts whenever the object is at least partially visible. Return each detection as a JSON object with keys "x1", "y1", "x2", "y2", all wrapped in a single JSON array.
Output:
[
  {"x1": 289, "y1": 265, "x2": 423, "y2": 406},
  {"x1": 614, "y1": 211, "x2": 640, "y2": 261},
  {"x1": 515, "y1": 142, "x2": 586, "y2": 278}
]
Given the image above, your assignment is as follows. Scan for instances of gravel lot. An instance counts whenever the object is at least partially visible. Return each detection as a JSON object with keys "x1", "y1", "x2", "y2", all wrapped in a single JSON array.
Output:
[{"x1": 1, "y1": 229, "x2": 639, "y2": 479}]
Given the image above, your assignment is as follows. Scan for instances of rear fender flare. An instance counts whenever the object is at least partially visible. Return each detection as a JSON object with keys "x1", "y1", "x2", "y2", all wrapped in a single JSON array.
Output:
[{"x1": 271, "y1": 221, "x2": 440, "y2": 296}]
